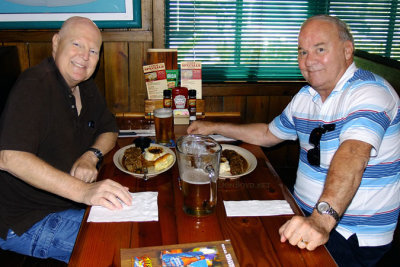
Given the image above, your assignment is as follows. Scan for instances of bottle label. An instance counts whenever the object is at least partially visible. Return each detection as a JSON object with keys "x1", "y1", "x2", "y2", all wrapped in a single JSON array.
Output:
[
  {"x1": 163, "y1": 99, "x2": 172, "y2": 108},
  {"x1": 188, "y1": 99, "x2": 196, "y2": 107},
  {"x1": 174, "y1": 95, "x2": 187, "y2": 109}
]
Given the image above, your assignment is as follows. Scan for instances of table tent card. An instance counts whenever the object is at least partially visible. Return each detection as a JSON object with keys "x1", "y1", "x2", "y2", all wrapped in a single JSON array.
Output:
[
  {"x1": 180, "y1": 61, "x2": 202, "y2": 99},
  {"x1": 143, "y1": 63, "x2": 168, "y2": 99}
]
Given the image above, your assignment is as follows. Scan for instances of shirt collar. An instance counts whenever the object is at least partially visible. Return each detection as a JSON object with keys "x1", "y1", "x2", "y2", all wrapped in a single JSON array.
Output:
[
  {"x1": 308, "y1": 62, "x2": 358, "y2": 100},
  {"x1": 333, "y1": 62, "x2": 357, "y2": 93},
  {"x1": 48, "y1": 57, "x2": 73, "y2": 95}
]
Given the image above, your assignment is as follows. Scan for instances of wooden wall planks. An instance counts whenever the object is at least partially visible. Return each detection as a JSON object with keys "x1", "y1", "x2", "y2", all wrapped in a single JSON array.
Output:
[{"x1": 104, "y1": 42, "x2": 129, "y2": 112}]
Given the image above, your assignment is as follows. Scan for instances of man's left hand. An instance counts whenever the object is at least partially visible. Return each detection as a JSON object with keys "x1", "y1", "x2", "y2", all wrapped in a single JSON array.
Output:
[
  {"x1": 70, "y1": 151, "x2": 98, "y2": 183},
  {"x1": 278, "y1": 214, "x2": 333, "y2": 250}
]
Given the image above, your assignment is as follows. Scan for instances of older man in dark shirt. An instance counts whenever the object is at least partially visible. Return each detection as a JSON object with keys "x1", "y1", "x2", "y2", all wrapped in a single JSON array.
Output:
[{"x1": 0, "y1": 16, "x2": 132, "y2": 263}]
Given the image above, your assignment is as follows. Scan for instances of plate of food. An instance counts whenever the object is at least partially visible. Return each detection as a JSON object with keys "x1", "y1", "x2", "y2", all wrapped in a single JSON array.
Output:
[
  {"x1": 113, "y1": 143, "x2": 176, "y2": 179},
  {"x1": 219, "y1": 144, "x2": 257, "y2": 179}
]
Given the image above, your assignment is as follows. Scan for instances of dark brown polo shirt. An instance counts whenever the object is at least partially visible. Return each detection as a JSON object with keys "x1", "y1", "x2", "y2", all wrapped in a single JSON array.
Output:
[{"x1": 0, "y1": 57, "x2": 118, "y2": 239}]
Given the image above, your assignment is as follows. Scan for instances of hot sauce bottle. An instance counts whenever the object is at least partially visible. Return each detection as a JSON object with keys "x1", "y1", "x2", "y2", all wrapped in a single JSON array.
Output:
[
  {"x1": 172, "y1": 86, "x2": 188, "y2": 109},
  {"x1": 163, "y1": 89, "x2": 172, "y2": 108},
  {"x1": 188, "y1": 89, "x2": 197, "y2": 123}
]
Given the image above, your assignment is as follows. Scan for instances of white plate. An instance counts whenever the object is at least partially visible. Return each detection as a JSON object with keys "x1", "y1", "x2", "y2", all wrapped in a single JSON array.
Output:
[
  {"x1": 219, "y1": 144, "x2": 257, "y2": 179},
  {"x1": 113, "y1": 144, "x2": 176, "y2": 179}
]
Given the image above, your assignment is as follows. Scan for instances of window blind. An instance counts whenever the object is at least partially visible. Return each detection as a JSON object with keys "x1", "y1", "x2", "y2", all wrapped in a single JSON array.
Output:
[
  {"x1": 165, "y1": 0, "x2": 399, "y2": 82},
  {"x1": 329, "y1": 0, "x2": 399, "y2": 59}
]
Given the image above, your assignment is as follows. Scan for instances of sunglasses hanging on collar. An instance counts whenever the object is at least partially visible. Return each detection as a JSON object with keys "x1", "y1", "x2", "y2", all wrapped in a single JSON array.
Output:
[{"x1": 307, "y1": 124, "x2": 336, "y2": 166}]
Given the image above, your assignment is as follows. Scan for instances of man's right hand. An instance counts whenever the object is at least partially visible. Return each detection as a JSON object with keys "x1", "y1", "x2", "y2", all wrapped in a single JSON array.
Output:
[
  {"x1": 80, "y1": 179, "x2": 132, "y2": 210},
  {"x1": 187, "y1": 121, "x2": 218, "y2": 135}
]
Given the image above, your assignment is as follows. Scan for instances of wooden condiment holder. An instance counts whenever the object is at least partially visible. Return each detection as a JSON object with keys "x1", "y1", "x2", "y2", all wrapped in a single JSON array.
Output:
[{"x1": 144, "y1": 99, "x2": 205, "y2": 119}]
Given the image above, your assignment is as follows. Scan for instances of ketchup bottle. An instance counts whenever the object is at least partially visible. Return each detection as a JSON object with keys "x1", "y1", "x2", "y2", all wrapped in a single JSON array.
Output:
[{"x1": 172, "y1": 87, "x2": 188, "y2": 109}]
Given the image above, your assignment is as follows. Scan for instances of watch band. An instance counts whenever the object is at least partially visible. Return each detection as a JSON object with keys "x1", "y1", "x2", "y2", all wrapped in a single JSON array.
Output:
[
  {"x1": 315, "y1": 201, "x2": 340, "y2": 223},
  {"x1": 87, "y1": 147, "x2": 103, "y2": 169}
]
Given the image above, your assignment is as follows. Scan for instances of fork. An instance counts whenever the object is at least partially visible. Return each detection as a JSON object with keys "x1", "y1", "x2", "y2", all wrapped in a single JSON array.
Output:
[{"x1": 143, "y1": 163, "x2": 149, "y2": 181}]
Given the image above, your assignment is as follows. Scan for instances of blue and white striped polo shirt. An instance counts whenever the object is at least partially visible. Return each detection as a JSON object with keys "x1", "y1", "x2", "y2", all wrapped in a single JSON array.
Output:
[{"x1": 269, "y1": 63, "x2": 400, "y2": 246}]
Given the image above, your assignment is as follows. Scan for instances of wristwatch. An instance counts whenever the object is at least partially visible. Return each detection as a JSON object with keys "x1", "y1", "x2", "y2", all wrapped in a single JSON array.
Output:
[
  {"x1": 87, "y1": 147, "x2": 103, "y2": 169},
  {"x1": 314, "y1": 201, "x2": 340, "y2": 223}
]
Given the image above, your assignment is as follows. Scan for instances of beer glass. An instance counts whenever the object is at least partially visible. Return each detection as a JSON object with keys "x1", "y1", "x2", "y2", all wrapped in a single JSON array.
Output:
[
  {"x1": 176, "y1": 135, "x2": 221, "y2": 216},
  {"x1": 154, "y1": 108, "x2": 174, "y2": 145}
]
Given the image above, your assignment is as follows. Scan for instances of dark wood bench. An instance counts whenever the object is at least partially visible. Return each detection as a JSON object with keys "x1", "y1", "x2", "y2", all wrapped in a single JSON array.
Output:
[
  {"x1": 0, "y1": 45, "x2": 20, "y2": 116},
  {"x1": 0, "y1": 249, "x2": 67, "y2": 266}
]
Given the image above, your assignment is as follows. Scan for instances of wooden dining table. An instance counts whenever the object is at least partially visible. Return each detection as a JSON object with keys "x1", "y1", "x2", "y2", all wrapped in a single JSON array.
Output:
[{"x1": 68, "y1": 113, "x2": 337, "y2": 267}]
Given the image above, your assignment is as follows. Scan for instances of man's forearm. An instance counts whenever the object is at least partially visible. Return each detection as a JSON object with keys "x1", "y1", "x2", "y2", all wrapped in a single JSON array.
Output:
[
  {"x1": 313, "y1": 139, "x2": 372, "y2": 230},
  {"x1": 90, "y1": 132, "x2": 118, "y2": 155},
  {"x1": 0, "y1": 150, "x2": 88, "y2": 202},
  {"x1": 214, "y1": 122, "x2": 283, "y2": 147}
]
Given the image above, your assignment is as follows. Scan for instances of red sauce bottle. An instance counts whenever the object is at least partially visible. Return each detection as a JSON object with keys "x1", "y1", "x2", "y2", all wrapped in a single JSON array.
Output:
[{"x1": 172, "y1": 86, "x2": 188, "y2": 109}]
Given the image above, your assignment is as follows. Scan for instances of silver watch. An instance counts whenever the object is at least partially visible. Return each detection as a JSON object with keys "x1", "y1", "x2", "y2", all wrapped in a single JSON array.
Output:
[{"x1": 314, "y1": 201, "x2": 340, "y2": 223}]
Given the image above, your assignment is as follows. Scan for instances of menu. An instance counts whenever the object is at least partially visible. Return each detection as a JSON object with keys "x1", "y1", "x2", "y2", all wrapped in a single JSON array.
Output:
[
  {"x1": 181, "y1": 61, "x2": 202, "y2": 99},
  {"x1": 143, "y1": 63, "x2": 168, "y2": 99},
  {"x1": 120, "y1": 240, "x2": 239, "y2": 266}
]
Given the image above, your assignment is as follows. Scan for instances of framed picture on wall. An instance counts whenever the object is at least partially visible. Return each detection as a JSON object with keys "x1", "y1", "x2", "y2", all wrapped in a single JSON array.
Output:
[{"x1": 0, "y1": 0, "x2": 141, "y2": 29}]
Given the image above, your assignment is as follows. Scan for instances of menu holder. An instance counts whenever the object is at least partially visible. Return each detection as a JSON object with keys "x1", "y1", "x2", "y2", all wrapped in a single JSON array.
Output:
[
  {"x1": 147, "y1": 48, "x2": 178, "y2": 70},
  {"x1": 120, "y1": 240, "x2": 239, "y2": 267},
  {"x1": 147, "y1": 48, "x2": 179, "y2": 90}
]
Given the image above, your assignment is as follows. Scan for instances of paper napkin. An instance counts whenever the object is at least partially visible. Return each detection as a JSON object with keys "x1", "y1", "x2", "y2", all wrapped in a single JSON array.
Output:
[
  {"x1": 87, "y1": 191, "x2": 158, "y2": 222},
  {"x1": 224, "y1": 200, "x2": 294, "y2": 217},
  {"x1": 209, "y1": 134, "x2": 236, "y2": 142}
]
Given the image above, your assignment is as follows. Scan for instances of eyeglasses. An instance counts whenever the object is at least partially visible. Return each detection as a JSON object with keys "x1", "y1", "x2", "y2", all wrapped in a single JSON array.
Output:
[{"x1": 307, "y1": 124, "x2": 336, "y2": 166}]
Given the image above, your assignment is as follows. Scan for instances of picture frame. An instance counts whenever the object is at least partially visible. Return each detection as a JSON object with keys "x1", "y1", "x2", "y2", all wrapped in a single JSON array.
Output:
[{"x1": 0, "y1": 0, "x2": 141, "y2": 29}]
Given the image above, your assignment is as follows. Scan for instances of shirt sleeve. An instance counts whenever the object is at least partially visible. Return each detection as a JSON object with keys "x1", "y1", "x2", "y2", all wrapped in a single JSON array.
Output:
[
  {"x1": 339, "y1": 82, "x2": 398, "y2": 156},
  {"x1": 269, "y1": 97, "x2": 299, "y2": 141}
]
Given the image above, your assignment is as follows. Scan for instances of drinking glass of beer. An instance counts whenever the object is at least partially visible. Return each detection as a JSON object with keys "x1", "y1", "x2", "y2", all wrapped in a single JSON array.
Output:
[
  {"x1": 176, "y1": 135, "x2": 221, "y2": 216},
  {"x1": 154, "y1": 108, "x2": 174, "y2": 145}
]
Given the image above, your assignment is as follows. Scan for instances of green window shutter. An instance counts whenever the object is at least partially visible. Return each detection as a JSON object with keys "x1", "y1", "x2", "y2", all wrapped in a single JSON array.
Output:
[
  {"x1": 393, "y1": 3, "x2": 400, "y2": 59},
  {"x1": 165, "y1": 0, "x2": 399, "y2": 82},
  {"x1": 165, "y1": 0, "x2": 308, "y2": 82}
]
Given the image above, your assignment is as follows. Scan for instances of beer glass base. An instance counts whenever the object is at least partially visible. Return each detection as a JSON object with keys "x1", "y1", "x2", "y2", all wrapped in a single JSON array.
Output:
[{"x1": 183, "y1": 206, "x2": 215, "y2": 216}]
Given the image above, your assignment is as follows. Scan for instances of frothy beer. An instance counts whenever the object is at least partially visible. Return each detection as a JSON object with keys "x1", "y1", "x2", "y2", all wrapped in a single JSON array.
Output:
[
  {"x1": 154, "y1": 108, "x2": 173, "y2": 145},
  {"x1": 181, "y1": 169, "x2": 217, "y2": 216}
]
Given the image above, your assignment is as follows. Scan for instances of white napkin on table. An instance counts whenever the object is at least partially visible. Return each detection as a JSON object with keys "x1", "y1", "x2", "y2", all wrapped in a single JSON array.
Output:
[
  {"x1": 209, "y1": 134, "x2": 236, "y2": 142},
  {"x1": 224, "y1": 200, "x2": 294, "y2": 217},
  {"x1": 87, "y1": 191, "x2": 158, "y2": 222}
]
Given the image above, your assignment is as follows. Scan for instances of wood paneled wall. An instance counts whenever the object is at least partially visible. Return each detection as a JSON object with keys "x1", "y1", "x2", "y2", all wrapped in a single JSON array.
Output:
[{"x1": 0, "y1": 0, "x2": 304, "y2": 181}]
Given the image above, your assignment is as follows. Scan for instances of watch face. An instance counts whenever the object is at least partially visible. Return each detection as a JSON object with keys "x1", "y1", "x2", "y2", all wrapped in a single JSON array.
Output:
[{"x1": 318, "y1": 202, "x2": 330, "y2": 212}]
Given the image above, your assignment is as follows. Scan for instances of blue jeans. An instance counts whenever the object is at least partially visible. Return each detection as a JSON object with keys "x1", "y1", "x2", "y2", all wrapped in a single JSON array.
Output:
[{"x1": 0, "y1": 208, "x2": 84, "y2": 263}]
